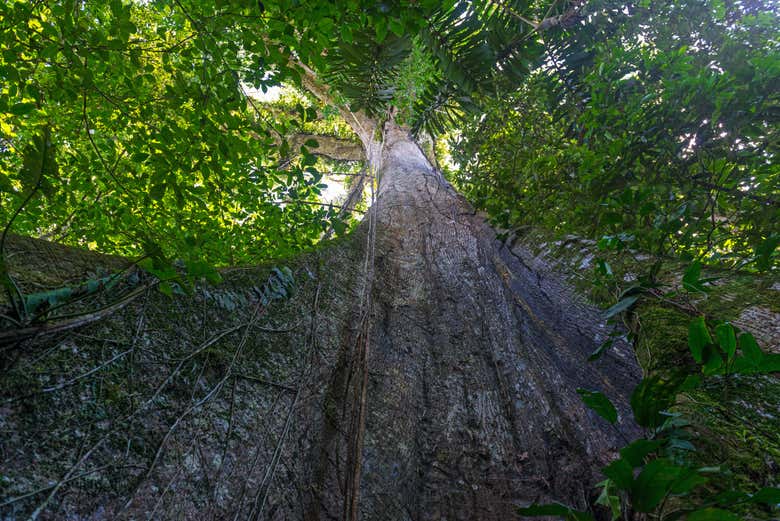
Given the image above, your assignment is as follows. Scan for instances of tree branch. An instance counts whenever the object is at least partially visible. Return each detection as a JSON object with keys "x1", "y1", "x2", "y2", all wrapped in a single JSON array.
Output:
[
  {"x1": 497, "y1": 0, "x2": 585, "y2": 32},
  {"x1": 288, "y1": 133, "x2": 363, "y2": 162},
  {"x1": 292, "y1": 60, "x2": 378, "y2": 149}
]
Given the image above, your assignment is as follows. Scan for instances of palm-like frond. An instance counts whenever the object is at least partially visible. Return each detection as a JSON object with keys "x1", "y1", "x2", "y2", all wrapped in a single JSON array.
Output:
[
  {"x1": 319, "y1": 1, "x2": 588, "y2": 137},
  {"x1": 324, "y1": 32, "x2": 411, "y2": 116},
  {"x1": 410, "y1": 80, "x2": 479, "y2": 137},
  {"x1": 409, "y1": 0, "x2": 549, "y2": 136}
]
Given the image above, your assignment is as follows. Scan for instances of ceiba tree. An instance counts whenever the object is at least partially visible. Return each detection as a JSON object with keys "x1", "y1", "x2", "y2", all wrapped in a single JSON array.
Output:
[
  {"x1": 0, "y1": 1, "x2": 648, "y2": 519},
  {"x1": 281, "y1": 7, "x2": 642, "y2": 517}
]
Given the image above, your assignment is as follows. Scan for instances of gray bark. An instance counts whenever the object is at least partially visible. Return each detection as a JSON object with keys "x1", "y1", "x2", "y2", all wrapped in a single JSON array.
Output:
[{"x1": 302, "y1": 124, "x2": 641, "y2": 520}]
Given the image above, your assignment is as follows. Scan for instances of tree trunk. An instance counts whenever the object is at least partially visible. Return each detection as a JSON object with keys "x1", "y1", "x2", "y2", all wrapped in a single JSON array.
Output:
[{"x1": 303, "y1": 124, "x2": 641, "y2": 520}]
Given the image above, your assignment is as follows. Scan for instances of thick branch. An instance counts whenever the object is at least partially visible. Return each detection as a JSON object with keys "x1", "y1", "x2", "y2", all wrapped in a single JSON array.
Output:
[
  {"x1": 289, "y1": 133, "x2": 363, "y2": 162},
  {"x1": 498, "y1": 0, "x2": 585, "y2": 32},
  {"x1": 293, "y1": 60, "x2": 378, "y2": 151}
]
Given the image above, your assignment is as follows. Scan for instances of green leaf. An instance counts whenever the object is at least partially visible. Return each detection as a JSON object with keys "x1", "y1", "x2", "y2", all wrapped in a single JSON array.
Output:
[
  {"x1": 755, "y1": 235, "x2": 779, "y2": 272},
  {"x1": 701, "y1": 346, "x2": 723, "y2": 375},
  {"x1": 595, "y1": 481, "x2": 622, "y2": 521},
  {"x1": 389, "y1": 18, "x2": 404, "y2": 37},
  {"x1": 185, "y1": 260, "x2": 222, "y2": 284},
  {"x1": 588, "y1": 339, "x2": 613, "y2": 361},
  {"x1": 631, "y1": 459, "x2": 683, "y2": 512},
  {"x1": 688, "y1": 316, "x2": 712, "y2": 364},
  {"x1": 24, "y1": 286, "x2": 73, "y2": 314},
  {"x1": 619, "y1": 439, "x2": 662, "y2": 467},
  {"x1": 738, "y1": 332, "x2": 763, "y2": 366},
  {"x1": 304, "y1": 138, "x2": 319, "y2": 148},
  {"x1": 149, "y1": 182, "x2": 167, "y2": 201},
  {"x1": 750, "y1": 487, "x2": 780, "y2": 505},
  {"x1": 688, "y1": 508, "x2": 739, "y2": 521},
  {"x1": 669, "y1": 469, "x2": 708, "y2": 494},
  {"x1": 158, "y1": 280, "x2": 174, "y2": 297},
  {"x1": 375, "y1": 21, "x2": 388, "y2": 43},
  {"x1": 341, "y1": 25, "x2": 353, "y2": 43},
  {"x1": 9, "y1": 102, "x2": 37, "y2": 115},
  {"x1": 682, "y1": 261, "x2": 706, "y2": 292},
  {"x1": 630, "y1": 377, "x2": 677, "y2": 429},
  {"x1": 602, "y1": 458, "x2": 633, "y2": 490},
  {"x1": 577, "y1": 389, "x2": 618, "y2": 423},
  {"x1": 678, "y1": 374, "x2": 702, "y2": 392},
  {"x1": 715, "y1": 322, "x2": 736, "y2": 361},
  {"x1": 19, "y1": 128, "x2": 58, "y2": 192},
  {"x1": 604, "y1": 295, "x2": 639, "y2": 319}
]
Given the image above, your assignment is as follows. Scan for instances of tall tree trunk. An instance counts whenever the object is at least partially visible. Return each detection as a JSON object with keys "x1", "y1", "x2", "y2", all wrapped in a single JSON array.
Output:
[{"x1": 305, "y1": 123, "x2": 641, "y2": 520}]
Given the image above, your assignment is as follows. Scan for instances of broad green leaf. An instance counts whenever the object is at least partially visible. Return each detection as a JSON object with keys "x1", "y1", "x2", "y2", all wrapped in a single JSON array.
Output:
[
  {"x1": 702, "y1": 346, "x2": 723, "y2": 375},
  {"x1": 738, "y1": 332, "x2": 763, "y2": 366},
  {"x1": 750, "y1": 487, "x2": 780, "y2": 505},
  {"x1": 630, "y1": 377, "x2": 677, "y2": 429},
  {"x1": 185, "y1": 260, "x2": 222, "y2": 284},
  {"x1": 602, "y1": 458, "x2": 633, "y2": 490},
  {"x1": 389, "y1": 18, "x2": 404, "y2": 37},
  {"x1": 10, "y1": 102, "x2": 37, "y2": 115},
  {"x1": 631, "y1": 459, "x2": 683, "y2": 512},
  {"x1": 669, "y1": 469, "x2": 708, "y2": 494},
  {"x1": 715, "y1": 322, "x2": 736, "y2": 361},
  {"x1": 595, "y1": 481, "x2": 621, "y2": 521},
  {"x1": 375, "y1": 20, "x2": 388, "y2": 43},
  {"x1": 158, "y1": 280, "x2": 174, "y2": 297},
  {"x1": 619, "y1": 439, "x2": 662, "y2": 467},
  {"x1": 577, "y1": 388, "x2": 618, "y2": 424},
  {"x1": 682, "y1": 261, "x2": 706, "y2": 292},
  {"x1": 688, "y1": 316, "x2": 712, "y2": 364},
  {"x1": 678, "y1": 375, "x2": 702, "y2": 392},
  {"x1": 688, "y1": 508, "x2": 739, "y2": 521}
]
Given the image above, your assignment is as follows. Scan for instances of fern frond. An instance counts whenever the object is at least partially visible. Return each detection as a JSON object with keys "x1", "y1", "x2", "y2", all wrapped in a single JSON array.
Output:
[
  {"x1": 325, "y1": 31, "x2": 411, "y2": 116},
  {"x1": 410, "y1": 80, "x2": 479, "y2": 137}
]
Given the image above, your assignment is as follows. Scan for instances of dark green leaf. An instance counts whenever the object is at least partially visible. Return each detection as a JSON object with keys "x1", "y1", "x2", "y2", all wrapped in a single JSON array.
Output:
[
  {"x1": 701, "y1": 346, "x2": 723, "y2": 375},
  {"x1": 688, "y1": 316, "x2": 712, "y2": 364},
  {"x1": 750, "y1": 487, "x2": 780, "y2": 505},
  {"x1": 619, "y1": 439, "x2": 662, "y2": 467},
  {"x1": 682, "y1": 261, "x2": 706, "y2": 292},
  {"x1": 631, "y1": 459, "x2": 683, "y2": 512},
  {"x1": 669, "y1": 469, "x2": 708, "y2": 494},
  {"x1": 687, "y1": 508, "x2": 739, "y2": 521},
  {"x1": 158, "y1": 281, "x2": 174, "y2": 297},
  {"x1": 630, "y1": 377, "x2": 677, "y2": 429},
  {"x1": 738, "y1": 332, "x2": 763, "y2": 366},
  {"x1": 10, "y1": 102, "x2": 37, "y2": 115},
  {"x1": 602, "y1": 458, "x2": 633, "y2": 490},
  {"x1": 577, "y1": 388, "x2": 618, "y2": 423},
  {"x1": 604, "y1": 295, "x2": 639, "y2": 319},
  {"x1": 715, "y1": 322, "x2": 736, "y2": 361}
]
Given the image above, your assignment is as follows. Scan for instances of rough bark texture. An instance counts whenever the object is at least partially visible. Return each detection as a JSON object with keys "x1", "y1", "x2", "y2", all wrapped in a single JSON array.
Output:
[
  {"x1": 305, "y1": 125, "x2": 641, "y2": 519},
  {"x1": 0, "y1": 127, "x2": 645, "y2": 520}
]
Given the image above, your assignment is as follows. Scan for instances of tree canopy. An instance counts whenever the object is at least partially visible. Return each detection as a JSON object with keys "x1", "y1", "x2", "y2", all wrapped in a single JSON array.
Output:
[{"x1": 1, "y1": 0, "x2": 776, "y2": 274}]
